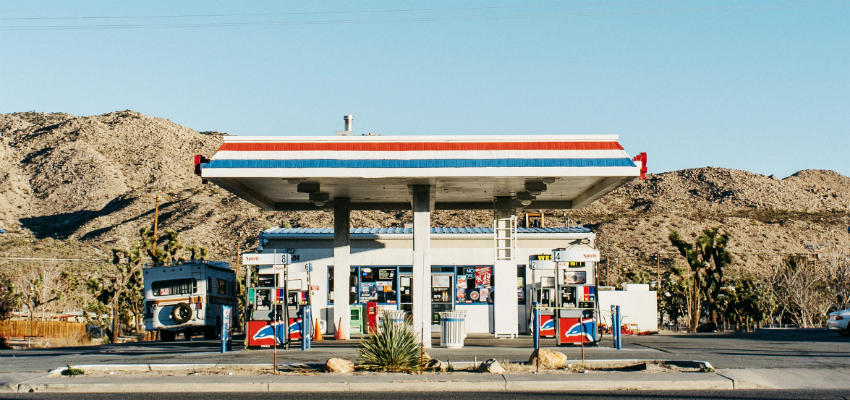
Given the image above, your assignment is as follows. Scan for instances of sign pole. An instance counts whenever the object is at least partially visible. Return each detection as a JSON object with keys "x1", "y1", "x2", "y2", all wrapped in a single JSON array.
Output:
[
  {"x1": 580, "y1": 315, "x2": 585, "y2": 364},
  {"x1": 533, "y1": 303, "x2": 540, "y2": 373},
  {"x1": 273, "y1": 250, "x2": 277, "y2": 374}
]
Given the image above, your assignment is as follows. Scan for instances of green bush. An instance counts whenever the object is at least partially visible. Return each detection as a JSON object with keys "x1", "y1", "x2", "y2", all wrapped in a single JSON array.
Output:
[
  {"x1": 357, "y1": 317, "x2": 424, "y2": 372},
  {"x1": 64, "y1": 365, "x2": 84, "y2": 376}
]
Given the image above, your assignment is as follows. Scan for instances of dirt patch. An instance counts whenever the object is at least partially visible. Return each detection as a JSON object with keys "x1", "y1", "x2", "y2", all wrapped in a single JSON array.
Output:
[{"x1": 67, "y1": 360, "x2": 705, "y2": 377}]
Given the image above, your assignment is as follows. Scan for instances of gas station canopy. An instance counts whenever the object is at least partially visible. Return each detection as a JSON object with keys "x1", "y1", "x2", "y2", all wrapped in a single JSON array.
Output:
[{"x1": 199, "y1": 135, "x2": 644, "y2": 211}]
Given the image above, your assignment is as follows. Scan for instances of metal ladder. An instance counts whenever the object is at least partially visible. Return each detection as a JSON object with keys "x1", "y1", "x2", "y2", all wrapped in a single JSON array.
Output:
[{"x1": 493, "y1": 215, "x2": 517, "y2": 261}]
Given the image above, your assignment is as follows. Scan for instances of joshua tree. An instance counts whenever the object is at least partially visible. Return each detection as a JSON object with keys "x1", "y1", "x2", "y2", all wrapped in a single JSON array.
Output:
[
  {"x1": 669, "y1": 227, "x2": 733, "y2": 331},
  {"x1": 0, "y1": 280, "x2": 21, "y2": 321},
  {"x1": 88, "y1": 242, "x2": 143, "y2": 343}
]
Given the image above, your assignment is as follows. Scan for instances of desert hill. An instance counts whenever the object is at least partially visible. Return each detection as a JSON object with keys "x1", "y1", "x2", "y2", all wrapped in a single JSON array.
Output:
[{"x1": 0, "y1": 111, "x2": 847, "y2": 280}]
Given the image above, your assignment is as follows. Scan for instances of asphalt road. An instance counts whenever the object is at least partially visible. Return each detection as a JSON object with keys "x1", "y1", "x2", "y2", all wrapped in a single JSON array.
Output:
[
  {"x1": 1, "y1": 329, "x2": 848, "y2": 373},
  {"x1": 1, "y1": 390, "x2": 849, "y2": 399}
]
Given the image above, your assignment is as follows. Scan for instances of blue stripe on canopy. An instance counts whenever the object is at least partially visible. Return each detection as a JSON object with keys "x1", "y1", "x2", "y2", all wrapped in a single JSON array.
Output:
[{"x1": 206, "y1": 158, "x2": 636, "y2": 169}]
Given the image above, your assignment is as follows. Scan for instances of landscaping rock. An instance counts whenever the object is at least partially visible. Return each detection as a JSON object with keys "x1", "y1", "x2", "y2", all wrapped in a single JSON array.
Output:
[
  {"x1": 427, "y1": 358, "x2": 446, "y2": 372},
  {"x1": 324, "y1": 358, "x2": 354, "y2": 373},
  {"x1": 528, "y1": 349, "x2": 569, "y2": 369},
  {"x1": 476, "y1": 359, "x2": 505, "y2": 374}
]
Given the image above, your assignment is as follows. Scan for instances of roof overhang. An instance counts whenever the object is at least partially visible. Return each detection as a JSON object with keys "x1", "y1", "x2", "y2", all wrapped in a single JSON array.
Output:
[{"x1": 199, "y1": 135, "x2": 642, "y2": 211}]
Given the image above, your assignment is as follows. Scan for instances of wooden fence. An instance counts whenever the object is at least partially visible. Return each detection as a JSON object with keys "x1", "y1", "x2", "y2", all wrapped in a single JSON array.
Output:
[{"x1": 0, "y1": 320, "x2": 87, "y2": 338}]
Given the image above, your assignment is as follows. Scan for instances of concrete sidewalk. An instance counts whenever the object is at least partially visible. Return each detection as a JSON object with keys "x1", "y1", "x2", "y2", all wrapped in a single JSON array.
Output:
[
  {"x1": 4, "y1": 368, "x2": 850, "y2": 393},
  {"x1": 5, "y1": 372, "x2": 734, "y2": 393}
]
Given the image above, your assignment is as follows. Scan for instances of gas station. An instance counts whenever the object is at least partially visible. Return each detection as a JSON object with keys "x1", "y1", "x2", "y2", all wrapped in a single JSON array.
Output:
[{"x1": 196, "y1": 116, "x2": 646, "y2": 348}]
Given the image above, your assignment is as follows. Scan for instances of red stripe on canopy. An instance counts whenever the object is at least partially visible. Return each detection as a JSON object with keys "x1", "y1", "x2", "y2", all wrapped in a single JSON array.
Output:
[{"x1": 217, "y1": 141, "x2": 624, "y2": 152}]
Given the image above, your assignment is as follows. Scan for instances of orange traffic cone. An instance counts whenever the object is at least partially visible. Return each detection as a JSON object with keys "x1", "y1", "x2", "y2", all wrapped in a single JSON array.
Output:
[
  {"x1": 335, "y1": 317, "x2": 346, "y2": 340},
  {"x1": 313, "y1": 318, "x2": 323, "y2": 341}
]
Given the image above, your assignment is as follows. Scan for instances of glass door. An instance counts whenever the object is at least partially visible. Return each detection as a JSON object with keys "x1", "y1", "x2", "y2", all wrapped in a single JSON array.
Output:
[
  {"x1": 431, "y1": 273, "x2": 454, "y2": 329},
  {"x1": 399, "y1": 273, "x2": 413, "y2": 315}
]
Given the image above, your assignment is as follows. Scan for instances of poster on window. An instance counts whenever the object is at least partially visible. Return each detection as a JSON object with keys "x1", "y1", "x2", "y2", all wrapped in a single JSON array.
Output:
[
  {"x1": 360, "y1": 282, "x2": 378, "y2": 302},
  {"x1": 378, "y1": 269, "x2": 395, "y2": 279},
  {"x1": 457, "y1": 275, "x2": 466, "y2": 288},
  {"x1": 479, "y1": 288, "x2": 489, "y2": 301},
  {"x1": 456, "y1": 289, "x2": 466, "y2": 301},
  {"x1": 475, "y1": 267, "x2": 491, "y2": 287},
  {"x1": 564, "y1": 271, "x2": 587, "y2": 284}
]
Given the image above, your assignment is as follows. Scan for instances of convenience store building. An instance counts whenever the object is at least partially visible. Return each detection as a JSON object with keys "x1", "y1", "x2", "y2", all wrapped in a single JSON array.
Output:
[{"x1": 256, "y1": 226, "x2": 598, "y2": 336}]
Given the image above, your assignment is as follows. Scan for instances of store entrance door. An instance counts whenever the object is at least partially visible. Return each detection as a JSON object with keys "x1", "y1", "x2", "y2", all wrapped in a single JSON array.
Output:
[
  {"x1": 431, "y1": 273, "x2": 454, "y2": 332},
  {"x1": 399, "y1": 272, "x2": 413, "y2": 316}
]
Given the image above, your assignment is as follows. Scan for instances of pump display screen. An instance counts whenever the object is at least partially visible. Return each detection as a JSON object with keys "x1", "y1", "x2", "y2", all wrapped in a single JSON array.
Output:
[
  {"x1": 564, "y1": 271, "x2": 586, "y2": 284},
  {"x1": 258, "y1": 274, "x2": 274, "y2": 287}
]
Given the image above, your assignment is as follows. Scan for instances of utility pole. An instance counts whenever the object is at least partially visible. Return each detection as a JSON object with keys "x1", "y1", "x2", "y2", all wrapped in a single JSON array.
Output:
[
  {"x1": 655, "y1": 252, "x2": 660, "y2": 290},
  {"x1": 140, "y1": 194, "x2": 172, "y2": 253}
]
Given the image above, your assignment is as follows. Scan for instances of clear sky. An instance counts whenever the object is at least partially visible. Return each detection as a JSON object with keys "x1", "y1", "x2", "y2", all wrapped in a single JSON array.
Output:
[{"x1": 1, "y1": 1, "x2": 848, "y2": 178}]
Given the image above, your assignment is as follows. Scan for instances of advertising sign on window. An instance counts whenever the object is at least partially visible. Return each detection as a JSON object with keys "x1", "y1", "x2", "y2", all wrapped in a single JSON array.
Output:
[{"x1": 475, "y1": 267, "x2": 491, "y2": 287}]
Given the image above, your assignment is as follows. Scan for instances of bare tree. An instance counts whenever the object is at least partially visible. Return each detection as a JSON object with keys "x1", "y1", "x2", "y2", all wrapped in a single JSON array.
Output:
[
  {"x1": 779, "y1": 254, "x2": 832, "y2": 328},
  {"x1": 12, "y1": 262, "x2": 78, "y2": 321}
]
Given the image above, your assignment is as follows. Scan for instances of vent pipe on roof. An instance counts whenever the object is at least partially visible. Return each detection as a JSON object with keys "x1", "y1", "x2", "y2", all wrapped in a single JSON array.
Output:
[
  {"x1": 344, "y1": 115, "x2": 353, "y2": 131},
  {"x1": 337, "y1": 115, "x2": 354, "y2": 136}
]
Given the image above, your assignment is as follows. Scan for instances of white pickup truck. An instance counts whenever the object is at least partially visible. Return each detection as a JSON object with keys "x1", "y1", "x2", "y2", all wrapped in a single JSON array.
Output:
[{"x1": 143, "y1": 261, "x2": 238, "y2": 342}]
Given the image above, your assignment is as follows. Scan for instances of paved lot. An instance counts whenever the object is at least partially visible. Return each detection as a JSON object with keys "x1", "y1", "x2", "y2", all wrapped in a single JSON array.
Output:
[
  {"x1": 1, "y1": 329, "x2": 848, "y2": 373},
  {"x1": 3, "y1": 390, "x2": 850, "y2": 399}
]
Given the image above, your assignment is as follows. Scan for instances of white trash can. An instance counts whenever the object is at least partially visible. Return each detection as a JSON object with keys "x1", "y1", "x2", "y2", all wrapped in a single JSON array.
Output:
[{"x1": 438, "y1": 311, "x2": 466, "y2": 348}]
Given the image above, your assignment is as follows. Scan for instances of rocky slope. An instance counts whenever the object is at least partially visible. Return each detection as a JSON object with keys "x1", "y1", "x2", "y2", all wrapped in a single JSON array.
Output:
[{"x1": 0, "y1": 111, "x2": 847, "y2": 278}]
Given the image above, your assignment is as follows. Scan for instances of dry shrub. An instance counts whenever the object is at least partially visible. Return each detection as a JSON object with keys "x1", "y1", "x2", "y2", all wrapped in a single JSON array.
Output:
[{"x1": 31, "y1": 331, "x2": 92, "y2": 348}]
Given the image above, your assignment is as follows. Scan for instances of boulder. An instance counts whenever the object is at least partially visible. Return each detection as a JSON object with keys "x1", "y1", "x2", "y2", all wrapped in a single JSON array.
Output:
[
  {"x1": 427, "y1": 358, "x2": 447, "y2": 372},
  {"x1": 476, "y1": 359, "x2": 505, "y2": 374},
  {"x1": 528, "y1": 349, "x2": 568, "y2": 369},
  {"x1": 324, "y1": 358, "x2": 355, "y2": 373}
]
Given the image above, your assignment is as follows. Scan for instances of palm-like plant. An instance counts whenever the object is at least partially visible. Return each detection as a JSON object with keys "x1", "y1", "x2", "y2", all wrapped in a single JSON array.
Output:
[{"x1": 357, "y1": 316, "x2": 424, "y2": 372}]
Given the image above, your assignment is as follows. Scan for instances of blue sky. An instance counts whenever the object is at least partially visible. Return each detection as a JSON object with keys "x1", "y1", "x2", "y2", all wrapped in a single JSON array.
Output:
[{"x1": 1, "y1": 1, "x2": 848, "y2": 178}]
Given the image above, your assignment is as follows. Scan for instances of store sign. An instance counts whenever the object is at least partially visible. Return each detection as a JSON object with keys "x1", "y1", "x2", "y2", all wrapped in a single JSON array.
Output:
[
  {"x1": 553, "y1": 249, "x2": 600, "y2": 262},
  {"x1": 258, "y1": 264, "x2": 288, "y2": 274},
  {"x1": 242, "y1": 253, "x2": 290, "y2": 265},
  {"x1": 531, "y1": 260, "x2": 556, "y2": 270}
]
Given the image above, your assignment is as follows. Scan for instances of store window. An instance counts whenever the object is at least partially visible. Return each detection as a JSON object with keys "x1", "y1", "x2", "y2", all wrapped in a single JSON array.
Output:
[
  {"x1": 359, "y1": 267, "x2": 398, "y2": 304},
  {"x1": 329, "y1": 266, "x2": 398, "y2": 305},
  {"x1": 153, "y1": 279, "x2": 197, "y2": 296},
  {"x1": 455, "y1": 266, "x2": 493, "y2": 305},
  {"x1": 217, "y1": 279, "x2": 228, "y2": 295}
]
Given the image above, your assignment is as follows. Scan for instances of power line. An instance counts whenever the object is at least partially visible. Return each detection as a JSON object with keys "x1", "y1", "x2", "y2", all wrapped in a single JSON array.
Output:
[
  {"x1": 0, "y1": 257, "x2": 106, "y2": 263},
  {"x1": 0, "y1": 1, "x2": 695, "y2": 21},
  {"x1": 1, "y1": 1, "x2": 846, "y2": 31}
]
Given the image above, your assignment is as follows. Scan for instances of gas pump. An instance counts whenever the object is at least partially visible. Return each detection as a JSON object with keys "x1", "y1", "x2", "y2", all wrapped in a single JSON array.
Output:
[
  {"x1": 553, "y1": 246, "x2": 601, "y2": 345},
  {"x1": 245, "y1": 253, "x2": 313, "y2": 348},
  {"x1": 529, "y1": 255, "x2": 556, "y2": 338}
]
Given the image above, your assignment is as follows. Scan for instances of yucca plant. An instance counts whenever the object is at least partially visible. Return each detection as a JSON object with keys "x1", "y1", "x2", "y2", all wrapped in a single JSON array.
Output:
[{"x1": 357, "y1": 316, "x2": 424, "y2": 372}]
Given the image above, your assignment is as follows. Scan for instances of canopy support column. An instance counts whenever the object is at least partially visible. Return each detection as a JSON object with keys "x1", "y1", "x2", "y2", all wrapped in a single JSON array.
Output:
[
  {"x1": 411, "y1": 185, "x2": 432, "y2": 348},
  {"x1": 333, "y1": 197, "x2": 351, "y2": 339},
  {"x1": 493, "y1": 196, "x2": 519, "y2": 338}
]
